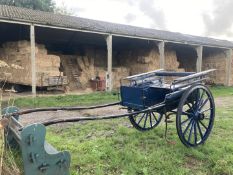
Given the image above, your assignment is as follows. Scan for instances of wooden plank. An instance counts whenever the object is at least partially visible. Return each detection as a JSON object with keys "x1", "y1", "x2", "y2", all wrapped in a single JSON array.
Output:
[
  {"x1": 30, "y1": 24, "x2": 36, "y2": 96},
  {"x1": 195, "y1": 46, "x2": 203, "y2": 72}
]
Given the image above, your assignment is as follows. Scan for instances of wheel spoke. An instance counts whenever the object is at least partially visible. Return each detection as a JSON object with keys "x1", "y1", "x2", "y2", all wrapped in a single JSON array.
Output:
[
  {"x1": 197, "y1": 121, "x2": 203, "y2": 140},
  {"x1": 183, "y1": 119, "x2": 193, "y2": 136},
  {"x1": 194, "y1": 89, "x2": 200, "y2": 109},
  {"x1": 196, "y1": 89, "x2": 205, "y2": 107},
  {"x1": 199, "y1": 120, "x2": 208, "y2": 130},
  {"x1": 199, "y1": 97, "x2": 210, "y2": 110},
  {"x1": 200, "y1": 108, "x2": 212, "y2": 114},
  {"x1": 187, "y1": 103, "x2": 195, "y2": 113},
  {"x1": 194, "y1": 122, "x2": 197, "y2": 145},
  {"x1": 143, "y1": 113, "x2": 148, "y2": 128},
  {"x1": 182, "y1": 111, "x2": 192, "y2": 116},
  {"x1": 152, "y1": 112, "x2": 158, "y2": 122},
  {"x1": 181, "y1": 117, "x2": 191, "y2": 126},
  {"x1": 137, "y1": 113, "x2": 145, "y2": 125},
  {"x1": 149, "y1": 113, "x2": 153, "y2": 127},
  {"x1": 188, "y1": 120, "x2": 195, "y2": 143},
  {"x1": 190, "y1": 100, "x2": 195, "y2": 110}
]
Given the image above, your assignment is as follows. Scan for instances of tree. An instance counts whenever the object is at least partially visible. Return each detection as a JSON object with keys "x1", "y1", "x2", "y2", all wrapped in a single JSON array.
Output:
[
  {"x1": 54, "y1": 1, "x2": 74, "y2": 15},
  {"x1": 0, "y1": 0, "x2": 56, "y2": 12}
]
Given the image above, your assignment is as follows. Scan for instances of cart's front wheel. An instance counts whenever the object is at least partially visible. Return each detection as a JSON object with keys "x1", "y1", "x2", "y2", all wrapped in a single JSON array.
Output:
[
  {"x1": 129, "y1": 110, "x2": 163, "y2": 131},
  {"x1": 176, "y1": 84, "x2": 215, "y2": 147}
]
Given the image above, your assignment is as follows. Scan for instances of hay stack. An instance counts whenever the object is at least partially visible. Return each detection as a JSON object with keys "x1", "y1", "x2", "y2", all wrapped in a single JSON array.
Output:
[
  {"x1": 77, "y1": 56, "x2": 95, "y2": 89},
  {"x1": 112, "y1": 67, "x2": 130, "y2": 88},
  {"x1": 60, "y1": 55, "x2": 96, "y2": 90},
  {"x1": 202, "y1": 52, "x2": 226, "y2": 84},
  {"x1": 165, "y1": 50, "x2": 180, "y2": 71},
  {"x1": 0, "y1": 40, "x2": 62, "y2": 86}
]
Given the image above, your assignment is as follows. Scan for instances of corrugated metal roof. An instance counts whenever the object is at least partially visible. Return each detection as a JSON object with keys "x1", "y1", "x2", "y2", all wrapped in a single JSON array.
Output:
[{"x1": 0, "y1": 5, "x2": 233, "y2": 48}]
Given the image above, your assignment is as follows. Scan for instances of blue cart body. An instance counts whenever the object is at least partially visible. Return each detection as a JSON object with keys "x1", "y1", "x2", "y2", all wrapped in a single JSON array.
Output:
[
  {"x1": 119, "y1": 70, "x2": 203, "y2": 111},
  {"x1": 120, "y1": 84, "x2": 171, "y2": 110}
]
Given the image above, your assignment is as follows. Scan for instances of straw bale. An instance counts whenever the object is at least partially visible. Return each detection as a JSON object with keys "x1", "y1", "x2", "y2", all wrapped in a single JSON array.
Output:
[
  {"x1": 202, "y1": 52, "x2": 226, "y2": 84},
  {"x1": 0, "y1": 40, "x2": 62, "y2": 86},
  {"x1": 0, "y1": 60, "x2": 9, "y2": 68},
  {"x1": 77, "y1": 56, "x2": 85, "y2": 70},
  {"x1": 11, "y1": 64, "x2": 24, "y2": 70},
  {"x1": 165, "y1": 50, "x2": 180, "y2": 71}
]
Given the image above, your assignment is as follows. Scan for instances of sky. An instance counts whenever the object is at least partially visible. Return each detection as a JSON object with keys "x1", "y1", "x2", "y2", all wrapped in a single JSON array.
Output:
[{"x1": 55, "y1": 0, "x2": 233, "y2": 41}]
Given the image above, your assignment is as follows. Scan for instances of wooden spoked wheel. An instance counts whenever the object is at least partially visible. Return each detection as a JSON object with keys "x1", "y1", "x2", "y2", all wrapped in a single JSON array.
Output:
[
  {"x1": 129, "y1": 110, "x2": 163, "y2": 131},
  {"x1": 176, "y1": 84, "x2": 215, "y2": 147}
]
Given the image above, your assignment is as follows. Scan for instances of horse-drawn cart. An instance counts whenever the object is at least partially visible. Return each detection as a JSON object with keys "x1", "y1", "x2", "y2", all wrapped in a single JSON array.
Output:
[{"x1": 120, "y1": 69, "x2": 215, "y2": 147}]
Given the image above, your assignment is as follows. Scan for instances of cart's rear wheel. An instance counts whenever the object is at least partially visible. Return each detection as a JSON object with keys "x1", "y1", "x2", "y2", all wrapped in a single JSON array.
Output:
[
  {"x1": 176, "y1": 84, "x2": 215, "y2": 147},
  {"x1": 129, "y1": 110, "x2": 163, "y2": 131}
]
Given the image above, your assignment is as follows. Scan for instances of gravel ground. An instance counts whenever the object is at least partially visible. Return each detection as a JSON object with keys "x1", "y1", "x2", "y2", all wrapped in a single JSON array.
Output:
[{"x1": 19, "y1": 105, "x2": 127, "y2": 126}]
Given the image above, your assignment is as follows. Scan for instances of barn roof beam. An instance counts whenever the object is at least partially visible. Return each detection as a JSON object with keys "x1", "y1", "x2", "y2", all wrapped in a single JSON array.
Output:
[{"x1": 0, "y1": 19, "x2": 232, "y2": 50}]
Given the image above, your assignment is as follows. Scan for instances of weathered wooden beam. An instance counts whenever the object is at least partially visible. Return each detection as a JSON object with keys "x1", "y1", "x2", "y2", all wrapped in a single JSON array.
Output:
[
  {"x1": 225, "y1": 49, "x2": 233, "y2": 86},
  {"x1": 195, "y1": 45, "x2": 203, "y2": 72},
  {"x1": 106, "y1": 35, "x2": 113, "y2": 91},
  {"x1": 158, "y1": 41, "x2": 165, "y2": 69},
  {"x1": 30, "y1": 24, "x2": 36, "y2": 96}
]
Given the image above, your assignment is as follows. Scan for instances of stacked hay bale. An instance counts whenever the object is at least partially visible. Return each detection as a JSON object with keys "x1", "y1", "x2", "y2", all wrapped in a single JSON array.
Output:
[
  {"x1": 164, "y1": 49, "x2": 181, "y2": 71},
  {"x1": 0, "y1": 40, "x2": 62, "y2": 86},
  {"x1": 60, "y1": 54, "x2": 98, "y2": 90},
  {"x1": 117, "y1": 48, "x2": 160, "y2": 75},
  {"x1": 117, "y1": 47, "x2": 182, "y2": 75},
  {"x1": 59, "y1": 55, "x2": 79, "y2": 91},
  {"x1": 202, "y1": 52, "x2": 227, "y2": 85},
  {"x1": 112, "y1": 67, "x2": 130, "y2": 88},
  {"x1": 77, "y1": 56, "x2": 95, "y2": 89},
  {"x1": 59, "y1": 46, "x2": 183, "y2": 91}
]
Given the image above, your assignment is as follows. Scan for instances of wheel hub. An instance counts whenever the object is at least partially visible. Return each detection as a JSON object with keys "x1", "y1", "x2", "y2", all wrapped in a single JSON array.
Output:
[{"x1": 192, "y1": 111, "x2": 204, "y2": 120}]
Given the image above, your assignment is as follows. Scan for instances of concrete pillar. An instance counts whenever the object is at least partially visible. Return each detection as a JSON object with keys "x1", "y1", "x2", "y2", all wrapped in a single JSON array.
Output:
[
  {"x1": 30, "y1": 24, "x2": 36, "y2": 96},
  {"x1": 225, "y1": 49, "x2": 232, "y2": 86},
  {"x1": 195, "y1": 45, "x2": 203, "y2": 72},
  {"x1": 158, "y1": 41, "x2": 165, "y2": 69},
  {"x1": 106, "y1": 35, "x2": 112, "y2": 91}
]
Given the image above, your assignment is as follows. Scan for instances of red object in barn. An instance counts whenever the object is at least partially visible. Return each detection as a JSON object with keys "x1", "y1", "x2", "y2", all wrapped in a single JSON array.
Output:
[{"x1": 90, "y1": 77, "x2": 106, "y2": 91}]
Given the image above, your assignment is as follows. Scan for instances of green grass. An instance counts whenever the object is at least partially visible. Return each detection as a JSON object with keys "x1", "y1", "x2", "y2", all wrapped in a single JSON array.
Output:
[
  {"x1": 210, "y1": 85, "x2": 233, "y2": 97},
  {"x1": 10, "y1": 92, "x2": 119, "y2": 108},
  {"x1": 43, "y1": 86, "x2": 233, "y2": 175}
]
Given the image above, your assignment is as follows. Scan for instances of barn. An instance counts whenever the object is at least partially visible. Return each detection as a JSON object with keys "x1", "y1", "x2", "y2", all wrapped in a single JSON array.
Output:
[{"x1": 0, "y1": 5, "x2": 233, "y2": 95}]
